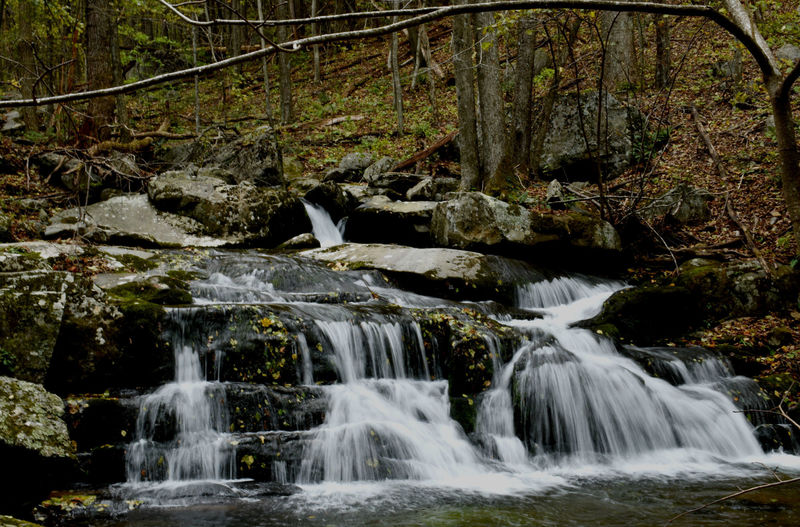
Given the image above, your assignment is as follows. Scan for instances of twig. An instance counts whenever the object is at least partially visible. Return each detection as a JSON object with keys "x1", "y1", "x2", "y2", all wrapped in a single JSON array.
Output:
[
  {"x1": 724, "y1": 192, "x2": 774, "y2": 278},
  {"x1": 690, "y1": 105, "x2": 729, "y2": 180},
  {"x1": 642, "y1": 218, "x2": 679, "y2": 273}
]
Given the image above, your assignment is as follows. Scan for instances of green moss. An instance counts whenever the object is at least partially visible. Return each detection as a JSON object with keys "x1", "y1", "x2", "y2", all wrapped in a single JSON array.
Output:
[
  {"x1": 113, "y1": 253, "x2": 159, "y2": 272},
  {"x1": 0, "y1": 515, "x2": 45, "y2": 527},
  {"x1": 108, "y1": 278, "x2": 192, "y2": 306},
  {"x1": 450, "y1": 396, "x2": 477, "y2": 434}
]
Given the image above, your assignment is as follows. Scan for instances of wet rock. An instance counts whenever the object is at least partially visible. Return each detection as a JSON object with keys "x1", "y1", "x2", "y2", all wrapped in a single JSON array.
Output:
[
  {"x1": 304, "y1": 242, "x2": 544, "y2": 303},
  {"x1": 226, "y1": 384, "x2": 326, "y2": 433},
  {"x1": 0, "y1": 377, "x2": 77, "y2": 515},
  {"x1": 537, "y1": 90, "x2": 641, "y2": 180},
  {"x1": 303, "y1": 181, "x2": 359, "y2": 222},
  {"x1": 585, "y1": 260, "x2": 800, "y2": 344},
  {"x1": 148, "y1": 171, "x2": 311, "y2": 246},
  {"x1": 345, "y1": 196, "x2": 437, "y2": 246},
  {"x1": 640, "y1": 183, "x2": 713, "y2": 224},
  {"x1": 277, "y1": 233, "x2": 319, "y2": 250},
  {"x1": 235, "y1": 431, "x2": 313, "y2": 482},
  {"x1": 754, "y1": 424, "x2": 799, "y2": 454},
  {"x1": 33, "y1": 491, "x2": 138, "y2": 527},
  {"x1": 431, "y1": 192, "x2": 622, "y2": 264}
]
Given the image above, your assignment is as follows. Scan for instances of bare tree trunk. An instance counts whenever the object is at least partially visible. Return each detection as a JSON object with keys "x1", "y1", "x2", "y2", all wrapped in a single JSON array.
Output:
[
  {"x1": 511, "y1": 16, "x2": 536, "y2": 176},
  {"x1": 474, "y1": 5, "x2": 509, "y2": 194},
  {"x1": 390, "y1": 0, "x2": 404, "y2": 134},
  {"x1": 277, "y1": 1, "x2": 293, "y2": 124},
  {"x1": 16, "y1": 1, "x2": 38, "y2": 131},
  {"x1": 312, "y1": 0, "x2": 321, "y2": 82},
  {"x1": 771, "y1": 80, "x2": 800, "y2": 251},
  {"x1": 654, "y1": 14, "x2": 670, "y2": 89},
  {"x1": 256, "y1": 0, "x2": 275, "y2": 121},
  {"x1": 452, "y1": 2, "x2": 480, "y2": 191},
  {"x1": 602, "y1": 3, "x2": 636, "y2": 90},
  {"x1": 85, "y1": 2, "x2": 116, "y2": 140},
  {"x1": 231, "y1": 0, "x2": 243, "y2": 73}
]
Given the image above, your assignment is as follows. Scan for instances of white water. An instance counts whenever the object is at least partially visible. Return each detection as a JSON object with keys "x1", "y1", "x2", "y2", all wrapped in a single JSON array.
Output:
[
  {"x1": 302, "y1": 199, "x2": 345, "y2": 247},
  {"x1": 126, "y1": 328, "x2": 234, "y2": 484},
  {"x1": 123, "y1": 250, "x2": 800, "y2": 507}
]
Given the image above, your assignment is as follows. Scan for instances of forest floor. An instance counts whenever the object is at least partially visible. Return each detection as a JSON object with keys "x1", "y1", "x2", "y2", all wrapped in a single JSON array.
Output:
[{"x1": 1, "y1": 11, "x2": 799, "y2": 400}]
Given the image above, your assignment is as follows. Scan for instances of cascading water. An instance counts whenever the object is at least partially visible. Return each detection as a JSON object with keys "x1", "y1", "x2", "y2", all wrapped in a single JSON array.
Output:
[
  {"x1": 302, "y1": 199, "x2": 345, "y2": 247},
  {"x1": 125, "y1": 311, "x2": 235, "y2": 486},
  {"x1": 117, "y1": 244, "x2": 800, "y2": 523}
]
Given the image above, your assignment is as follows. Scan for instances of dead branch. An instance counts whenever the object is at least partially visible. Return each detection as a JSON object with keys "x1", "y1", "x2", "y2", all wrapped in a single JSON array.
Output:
[
  {"x1": 392, "y1": 130, "x2": 457, "y2": 172},
  {"x1": 690, "y1": 105, "x2": 729, "y2": 179},
  {"x1": 724, "y1": 192, "x2": 774, "y2": 278},
  {"x1": 665, "y1": 476, "x2": 800, "y2": 525}
]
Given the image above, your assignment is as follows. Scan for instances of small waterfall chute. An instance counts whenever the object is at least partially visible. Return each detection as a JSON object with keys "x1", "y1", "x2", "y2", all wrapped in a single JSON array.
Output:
[{"x1": 302, "y1": 199, "x2": 345, "y2": 247}]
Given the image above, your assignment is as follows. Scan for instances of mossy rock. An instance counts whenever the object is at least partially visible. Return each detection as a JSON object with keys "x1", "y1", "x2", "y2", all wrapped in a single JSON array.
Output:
[
  {"x1": 582, "y1": 284, "x2": 697, "y2": 345},
  {"x1": 0, "y1": 516, "x2": 44, "y2": 527},
  {"x1": 107, "y1": 276, "x2": 192, "y2": 306}
]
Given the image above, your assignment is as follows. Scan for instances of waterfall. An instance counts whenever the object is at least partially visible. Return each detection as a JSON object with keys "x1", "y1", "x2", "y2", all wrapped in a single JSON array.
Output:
[
  {"x1": 476, "y1": 275, "x2": 763, "y2": 469},
  {"x1": 125, "y1": 312, "x2": 235, "y2": 485},
  {"x1": 120, "y1": 251, "x2": 796, "y2": 508},
  {"x1": 302, "y1": 199, "x2": 344, "y2": 247}
]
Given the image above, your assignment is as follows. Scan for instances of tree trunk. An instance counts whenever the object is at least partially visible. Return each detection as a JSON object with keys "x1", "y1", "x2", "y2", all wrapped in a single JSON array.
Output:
[
  {"x1": 511, "y1": 16, "x2": 537, "y2": 176},
  {"x1": 85, "y1": 2, "x2": 116, "y2": 140},
  {"x1": 256, "y1": 0, "x2": 275, "y2": 121},
  {"x1": 771, "y1": 81, "x2": 800, "y2": 251},
  {"x1": 312, "y1": 0, "x2": 321, "y2": 82},
  {"x1": 16, "y1": 1, "x2": 38, "y2": 131},
  {"x1": 277, "y1": 1, "x2": 294, "y2": 124},
  {"x1": 231, "y1": 0, "x2": 243, "y2": 73},
  {"x1": 654, "y1": 14, "x2": 670, "y2": 89},
  {"x1": 602, "y1": 4, "x2": 636, "y2": 90},
  {"x1": 473, "y1": 6, "x2": 509, "y2": 194},
  {"x1": 452, "y1": 2, "x2": 480, "y2": 191},
  {"x1": 391, "y1": 0, "x2": 404, "y2": 134}
]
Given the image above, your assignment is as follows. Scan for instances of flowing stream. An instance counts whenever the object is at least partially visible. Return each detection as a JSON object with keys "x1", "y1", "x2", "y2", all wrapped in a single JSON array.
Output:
[{"x1": 109, "y1": 207, "x2": 800, "y2": 526}]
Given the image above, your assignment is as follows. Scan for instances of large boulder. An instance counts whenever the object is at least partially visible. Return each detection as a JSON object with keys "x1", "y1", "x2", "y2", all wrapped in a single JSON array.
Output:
[
  {"x1": 46, "y1": 194, "x2": 228, "y2": 247},
  {"x1": 303, "y1": 242, "x2": 544, "y2": 303},
  {"x1": 148, "y1": 170, "x2": 311, "y2": 245},
  {"x1": 344, "y1": 195, "x2": 437, "y2": 246},
  {"x1": 584, "y1": 259, "x2": 800, "y2": 344},
  {"x1": 431, "y1": 192, "x2": 621, "y2": 265},
  {"x1": 210, "y1": 126, "x2": 284, "y2": 187},
  {"x1": 0, "y1": 377, "x2": 76, "y2": 515},
  {"x1": 639, "y1": 183, "x2": 713, "y2": 224},
  {"x1": 537, "y1": 90, "x2": 641, "y2": 180}
]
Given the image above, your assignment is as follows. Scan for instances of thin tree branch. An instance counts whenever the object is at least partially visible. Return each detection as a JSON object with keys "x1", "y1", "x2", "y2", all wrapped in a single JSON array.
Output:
[
  {"x1": 779, "y1": 58, "x2": 800, "y2": 101},
  {"x1": 0, "y1": 1, "x2": 775, "y2": 109}
]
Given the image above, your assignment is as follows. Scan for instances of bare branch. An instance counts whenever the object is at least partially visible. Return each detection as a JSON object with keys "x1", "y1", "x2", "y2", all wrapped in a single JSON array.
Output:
[
  {"x1": 780, "y1": 58, "x2": 800, "y2": 101},
  {"x1": 0, "y1": 1, "x2": 775, "y2": 110},
  {"x1": 665, "y1": 476, "x2": 800, "y2": 525}
]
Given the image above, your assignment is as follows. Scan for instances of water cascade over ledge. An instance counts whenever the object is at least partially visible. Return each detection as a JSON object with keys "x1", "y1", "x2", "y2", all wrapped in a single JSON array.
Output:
[{"x1": 116, "y1": 245, "x2": 800, "y2": 520}]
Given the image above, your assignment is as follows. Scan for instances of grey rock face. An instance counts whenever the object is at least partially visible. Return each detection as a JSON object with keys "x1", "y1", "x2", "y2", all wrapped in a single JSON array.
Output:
[
  {"x1": 345, "y1": 195, "x2": 438, "y2": 246},
  {"x1": 211, "y1": 126, "x2": 284, "y2": 187},
  {"x1": 148, "y1": 170, "x2": 311, "y2": 246},
  {"x1": 640, "y1": 183, "x2": 713, "y2": 224},
  {"x1": 431, "y1": 192, "x2": 622, "y2": 254},
  {"x1": 0, "y1": 376, "x2": 75, "y2": 459},
  {"x1": 46, "y1": 194, "x2": 226, "y2": 247},
  {"x1": 776, "y1": 44, "x2": 800, "y2": 64},
  {"x1": 537, "y1": 90, "x2": 641, "y2": 180}
]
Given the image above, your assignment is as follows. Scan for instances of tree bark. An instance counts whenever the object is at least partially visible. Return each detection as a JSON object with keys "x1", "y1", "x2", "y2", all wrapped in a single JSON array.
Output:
[
  {"x1": 452, "y1": 2, "x2": 480, "y2": 191},
  {"x1": 17, "y1": 1, "x2": 38, "y2": 131},
  {"x1": 473, "y1": 4, "x2": 509, "y2": 194},
  {"x1": 602, "y1": 2, "x2": 636, "y2": 90},
  {"x1": 771, "y1": 80, "x2": 800, "y2": 251},
  {"x1": 391, "y1": 0, "x2": 404, "y2": 134},
  {"x1": 312, "y1": 0, "x2": 321, "y2": 82},
  {"x1": 654, "y1": 14, "x2": 670, "y2": 89},
  {"x1": 85, "y1": 2, "x2": 117, "y2": 140},
  {"x1": 511, "y1": 16, "x2": 537, "y2": 175},
  {"x1": 277, "y1": 1, "x2": 294, "y2": 124},
  {"x1": 256, "y1": 0, "x2": 275, "y2": 121}
]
